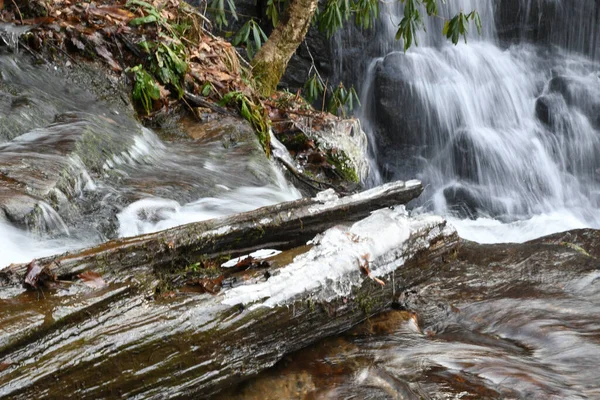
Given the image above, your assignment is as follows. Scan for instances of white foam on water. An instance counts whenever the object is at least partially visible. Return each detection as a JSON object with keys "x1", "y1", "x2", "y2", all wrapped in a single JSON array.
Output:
[
  {"x1": 0, "y1": 222, "x2": 91, "y2": 269},
  {"x1": 447, "y1": 210, "x2": 591, "y2": 244},
  {"x1": 117, "y1": 170, "x2": 301, "y2": 237}
]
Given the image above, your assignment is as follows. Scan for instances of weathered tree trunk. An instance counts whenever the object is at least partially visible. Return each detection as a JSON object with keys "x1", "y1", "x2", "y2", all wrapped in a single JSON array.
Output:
[
  {"x1": 0, "y1": 205, "x2": 459, "y2": 399},
  {"x1": 0, "y1": 180, "x2": 423, "y2": 286},
  {"x1": 251, "y1": 0, "x2": 319, "y2": 96}
]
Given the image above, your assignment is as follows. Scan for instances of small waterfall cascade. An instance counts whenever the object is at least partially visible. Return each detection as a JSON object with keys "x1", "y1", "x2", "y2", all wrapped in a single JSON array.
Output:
[
  {"x1": 350, "y1": 0, "x2": 600, "y2": 242},
  {"x1": 0, "y1": 52, "x2": 300, "y2": 268}
]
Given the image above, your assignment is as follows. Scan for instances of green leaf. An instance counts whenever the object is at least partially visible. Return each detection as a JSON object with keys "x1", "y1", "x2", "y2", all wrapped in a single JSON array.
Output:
[
  {"x1": 303, "y1": 74, "x2": 324, "y2": 103},
  {"x1": 252, "y1": 24, "x2": 262, "y2": 50},
  {"x1": 130, "y1": 15, "x2": 158, "y2": 25},
  {"x1": 240, "y1": 100, "x2": 252, "y2": 121},
  {"x1": 424, "y1": 0, "x2": 437, "y2": 16},
  {"x1": 129, "y1": 65, "x2": 161, "y2": 115},
  {"x1": 473, "y1": 12, "x2": 482, "y2": 35},
  {"x1": 442, "y1": 20, "x2": 449, "y2": 36},
  {"x1": 266, "y1": 0, "x2": 279, "y2": 27},
  {"x1": 201, "y1": 83, "x2": 212, "y2": 97},
  {"x1": 219, "y1": 91, "x2": 241, "y2": 106}
]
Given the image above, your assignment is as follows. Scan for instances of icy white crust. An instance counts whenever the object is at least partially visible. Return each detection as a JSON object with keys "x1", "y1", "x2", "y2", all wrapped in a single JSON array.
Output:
[
  {"x1": 222, "y1": 249, "x2": 282, "y2": 268},
  {"x1": 308, "y1": 180, "x2": 420, "y2": 214},
  {"x1": 222, "y1": 207, "x2": 453, "y2": 308}
]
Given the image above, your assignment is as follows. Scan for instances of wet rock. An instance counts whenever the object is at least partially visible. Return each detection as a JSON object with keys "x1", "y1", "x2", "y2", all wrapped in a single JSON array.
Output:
[
  {"x1": 373, "y1": 52, "x2": 428, "y2": 149},
  {"x1": 547, "y1": 74, "x2": 600, "y2": 128},
  {"x1": 495, "y1": 0, "x2": 599, "y2": 60},
  {"x1": 443, "y1": 185, "x2": 481, "y2": 219},
  {"x1": 0, "y1": 113, "x2": 137, "y2": 233},
  {"x1": 535, "y1": 95, "x2": 551, "y2": 125},
  {"x1": 0, "y1": 53, "x2": 134, "y2": 143},
  {"x1": 449, "y1": 133, "x2": 480, "y2": 183},
  {"x1": 291, "y1": 115, "x2": 369, "y2": 184}
]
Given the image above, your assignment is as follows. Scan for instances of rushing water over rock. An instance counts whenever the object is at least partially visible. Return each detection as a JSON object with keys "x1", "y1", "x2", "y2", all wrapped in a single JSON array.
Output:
[
  {"x1": 352, "y1": 0, "x2": 600, "y2": 243},
  {"x1": 0, "y1": 52, "x2": 300, "y2": 268}
]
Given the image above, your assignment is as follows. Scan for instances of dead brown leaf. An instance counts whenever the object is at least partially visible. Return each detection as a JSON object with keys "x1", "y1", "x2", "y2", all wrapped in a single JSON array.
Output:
[
  {"x1": 184, "y1": 275, "x2": 224, "y2": 295},
  {"x1": 89, "y1": 6, "x2": 134, "y2": 22},
  {"x1": 94, "y1": 44, "x2": 122, "y2": 71},
  {"x1": 358, "y1": 255, "x2": 385, "y2": 287},
  {"x1": 0, "y1": 362, "x2": 11, "y2": 372},
  {"x1": 77, "y1": 271, "x2": 107, "y2": 289},
  {"x1": 24, "y1": 260, "x2": 57, "y2": 290}
]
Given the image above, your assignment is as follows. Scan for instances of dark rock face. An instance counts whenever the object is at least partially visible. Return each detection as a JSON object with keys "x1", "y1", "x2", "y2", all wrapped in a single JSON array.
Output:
[
  {"x1": 494, "y1": 0, "x2": 558, "y2": 45},
  {"x1": 495, "y1": 0, "x2": 599, "y2": 60},
  {"x1": 370, "y1": 52, "x2": 438, "y2": 182},
  {"x1": 278, "y1": 26, "x2": 332, "y2": 93},
  {"x1": 373, "y1": 52, "x2": 427, "y2": 149},
  {"x1": 535, "y1": 95, "x2": 551, "y2": 125},
  {"x1": 547, "y1": 74, "x2": 600, "y2": 129},
  {"x1": 442, "y1": 185, "x2": 481, "y2": 219}
]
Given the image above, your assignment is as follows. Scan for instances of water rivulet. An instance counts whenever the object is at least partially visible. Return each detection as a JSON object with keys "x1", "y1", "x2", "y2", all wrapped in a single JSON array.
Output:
[{"x1": 348, "y1": 0, "x2": 600, "y2": 242}]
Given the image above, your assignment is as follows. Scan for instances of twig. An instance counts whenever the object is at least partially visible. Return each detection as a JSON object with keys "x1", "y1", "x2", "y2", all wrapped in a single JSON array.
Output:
[
  {"x1": 181, "y1": 97, "x2": 202, "y2": 122},
  {"x1": 48, "y1": 42, "x2": 80, "y2": 66},
  {"x1": 274, "y1": 154, "x2": 349, "y2": 196},
  {"x1": 321, "y1": 78, "x2": 328, "y2": 112},
  {"x1": 10, "y1": 0, "x2": 23, "y2": 24},
  {"x1": 183, "y1": 91, "x2": 237, "y2": 117},
  {"x1": 304, "y1": 42, "x2": 326, "y2": 88}
]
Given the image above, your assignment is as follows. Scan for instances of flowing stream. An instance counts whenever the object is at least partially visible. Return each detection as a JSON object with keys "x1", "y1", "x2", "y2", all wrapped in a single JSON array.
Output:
[{"x1": 0, "y1": 48, "x2": 300, "y2": 268}]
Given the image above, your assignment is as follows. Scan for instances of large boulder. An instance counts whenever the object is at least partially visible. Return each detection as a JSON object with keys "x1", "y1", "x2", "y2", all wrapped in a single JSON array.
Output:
[{"x1": 373, "y1": 52, "x2": 424, "y2": 148}]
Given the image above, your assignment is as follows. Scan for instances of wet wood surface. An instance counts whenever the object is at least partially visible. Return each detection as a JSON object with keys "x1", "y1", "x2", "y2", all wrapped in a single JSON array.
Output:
[
  {"x1": 0, "y1": 180, "x2": 423, "y2": 285},
  {"x1": 0, "y1": 180, "x2": 461, "y2": 399}
]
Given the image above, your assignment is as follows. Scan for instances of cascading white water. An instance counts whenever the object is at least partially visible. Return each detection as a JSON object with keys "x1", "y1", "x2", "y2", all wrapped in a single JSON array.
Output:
[
  {"x1": 0, "y1": 53, "x2": 300, "y2": 269},
  {"x1": 0, "y1": 126, "x2": 300, "y2": 267},
  {"x1": 355, "y1": 0, "x2": 600, "y2": 242}
]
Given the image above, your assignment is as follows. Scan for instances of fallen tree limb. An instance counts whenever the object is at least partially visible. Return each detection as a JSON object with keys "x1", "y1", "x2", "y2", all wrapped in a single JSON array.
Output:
[
  {"x1": 0, "y1": 179, "x2": 423, "y2": 285},
  {"x1": 0, "y1": 204, "x2": 459, "y2": 399},
  {"x1": 184, "y1": 91, "x2": 239, "y2": 117}
]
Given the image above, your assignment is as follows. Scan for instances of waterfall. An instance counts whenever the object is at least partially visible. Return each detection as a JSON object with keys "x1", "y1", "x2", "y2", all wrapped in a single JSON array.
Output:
[{"x1": 351, "y1": 0, "x2": 600, "y2": 242}]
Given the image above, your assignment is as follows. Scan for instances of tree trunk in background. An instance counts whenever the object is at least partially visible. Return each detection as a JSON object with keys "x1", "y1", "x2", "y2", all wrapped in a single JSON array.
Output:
[{"x1": 251, "y1": 0, "x2": 319, "y2": 96}]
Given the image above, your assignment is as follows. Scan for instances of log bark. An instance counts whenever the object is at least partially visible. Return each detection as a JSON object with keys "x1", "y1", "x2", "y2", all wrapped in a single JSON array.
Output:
[
  {"x1": 0, "y1": 179, "x2": 423, "y2": 286},
  {"x1": 251, "y1": 0, "x2": 319, "y2": 96},
  {"x1": 0, "y1": 204, "x2": 459, "y2": 399}
]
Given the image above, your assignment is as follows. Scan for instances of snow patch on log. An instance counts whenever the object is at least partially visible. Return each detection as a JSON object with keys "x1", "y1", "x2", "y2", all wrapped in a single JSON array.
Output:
[
  {"x1": 222, "y1": 207, "x2": 454, "y2": 308},
  {"x1": 222, "y1": 249, "x2": 282, "y2": 267},
  {"x1": 309, "y1": 180, "x2": 413, "y2": 214}
]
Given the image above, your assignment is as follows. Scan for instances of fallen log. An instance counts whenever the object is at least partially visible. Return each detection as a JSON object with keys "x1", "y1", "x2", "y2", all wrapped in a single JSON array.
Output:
[
  {"x1": 0, "y1": 179, "x2": 423, "y2": 285},
  {"x1": 0, "y1": 209, "x2": 459, "y2": 399},
  {"x1": 0, "y1": 181, "x2": 463, "y2": 399}
]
